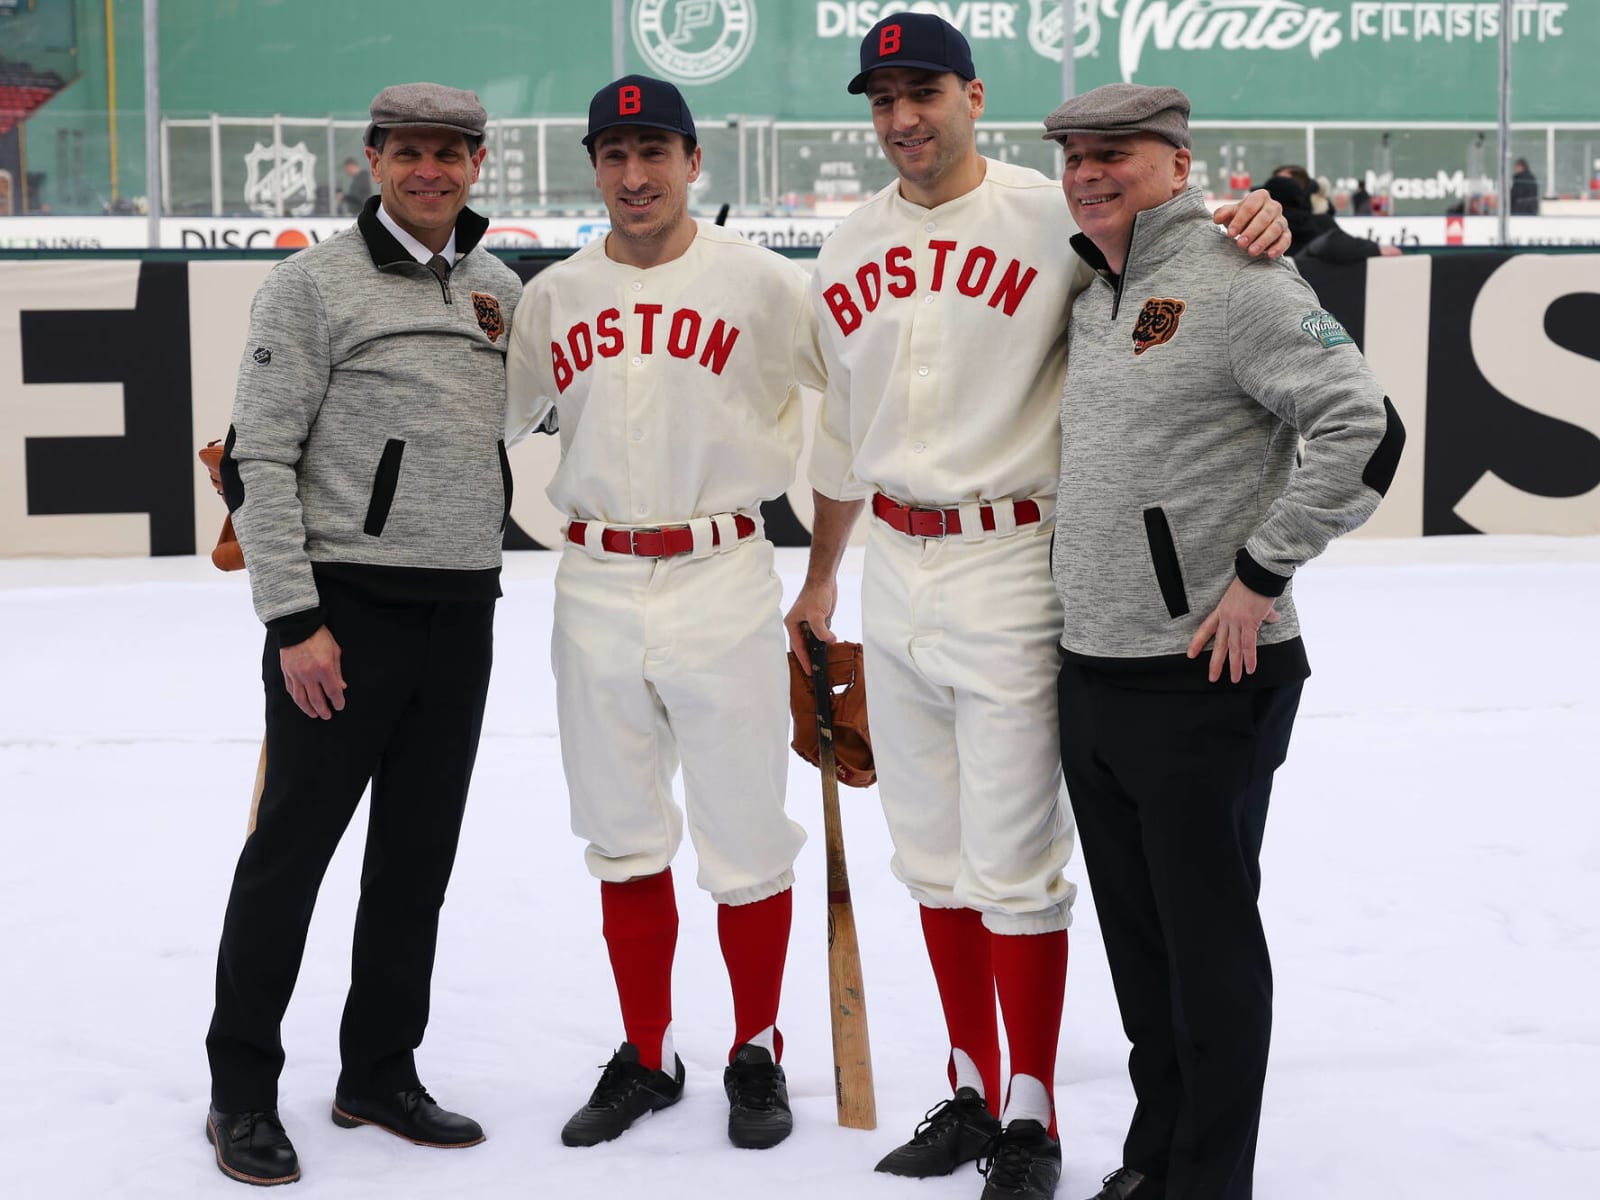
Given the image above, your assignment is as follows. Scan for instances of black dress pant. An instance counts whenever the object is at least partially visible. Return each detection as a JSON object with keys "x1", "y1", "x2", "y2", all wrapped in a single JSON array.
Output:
[
  {"x1": 206, "y1": 579, "x2": 494, "y2": 1111},
  {"x1": 1057, "y1": 659, "x2": 1302, "y2": 1200}
]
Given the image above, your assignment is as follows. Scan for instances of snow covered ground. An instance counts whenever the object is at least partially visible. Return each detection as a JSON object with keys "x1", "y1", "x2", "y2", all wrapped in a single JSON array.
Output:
[{"x1": 2, "y1": 537, "x2": 1597, "y2": 1199}]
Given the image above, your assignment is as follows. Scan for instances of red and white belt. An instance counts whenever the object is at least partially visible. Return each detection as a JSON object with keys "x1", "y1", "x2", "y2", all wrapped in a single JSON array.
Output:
[
  {"x1": 870, "y1": 493, "x2": 1043, "y2": 539},
  {"x1": 566, "y1": 513, "x2": 757, "y2": 558}
]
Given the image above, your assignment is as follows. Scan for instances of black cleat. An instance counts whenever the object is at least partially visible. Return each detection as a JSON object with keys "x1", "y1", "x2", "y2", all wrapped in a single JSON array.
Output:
[
  {"x1": 874, "y1": 1086, "x2": 1001, "y2": 1177},
  {"x1": 1086, "y1": 1167, "x2": 1159, "y2": 1199},
  {"x1": 561, "y1": 1042, "x2": 686, "y2": 1147},
  {"x1": 723, "y1": 1043, "x2": 793, "y2": 1149},
  {"x1": 977, "y1": 1118, "x2": 1063, "y2": 1200},
  {"x1": 205, "y1": 1107, "x2": 301, "y2": 1187},
  {"x1": 331, "y1": 1086, "x2": 484, "y2": 1148}
]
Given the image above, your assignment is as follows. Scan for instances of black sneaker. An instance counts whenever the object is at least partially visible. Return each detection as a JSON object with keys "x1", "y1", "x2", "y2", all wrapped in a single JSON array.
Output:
[
  {"x1": 874, "y1": 1086, "x2": 1001, "y2": 1177},
  {"x1": 723, "y1": 1043, "x2": 792, "y2": 1149},
  {"x1": 204, "y1": 1107, "x2": 300, "y2": 1187},
  {"x1": 977, "y1": 1118, "x2": 1063, "y2": 1200},
  {"x1": 561, "y1": 1042, "x2": 686, "y2": 1147},
  {"x1": 1086, "y1": 1167, "x2": 1159, "y2": 1199}
]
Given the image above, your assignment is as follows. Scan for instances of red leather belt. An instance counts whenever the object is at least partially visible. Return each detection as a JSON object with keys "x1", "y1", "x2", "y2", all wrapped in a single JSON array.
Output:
[
  {"x1": 871, "y1": 493, "x2": 1042, "y2": 538},
  {"x1": 567, "y1": 513, "x2": 757, "y2": 558}
]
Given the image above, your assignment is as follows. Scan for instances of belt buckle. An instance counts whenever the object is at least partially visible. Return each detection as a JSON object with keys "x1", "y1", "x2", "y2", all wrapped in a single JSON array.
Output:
[
  {"x1": 628, "y1": 526, "x2": 662, "y2": 556},
  {"x1": 918, "y1": 507, "x2": 948, "y2": 538}
]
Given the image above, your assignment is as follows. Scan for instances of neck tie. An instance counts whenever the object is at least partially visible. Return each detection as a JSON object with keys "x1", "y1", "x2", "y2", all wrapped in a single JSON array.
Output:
[{"x1": 426, "y1": 253, "x2": 452, "y2": 303}]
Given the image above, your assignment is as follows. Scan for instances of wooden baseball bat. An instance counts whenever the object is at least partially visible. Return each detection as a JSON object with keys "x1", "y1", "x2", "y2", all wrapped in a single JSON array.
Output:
[{"x1": 803, "y1": 623, "x2": 877, "y2": 1130}]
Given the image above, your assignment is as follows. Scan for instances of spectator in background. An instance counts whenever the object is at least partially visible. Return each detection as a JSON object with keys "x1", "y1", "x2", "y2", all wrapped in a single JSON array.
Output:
[
  {"x1": 338, "y1": 156, "x2": 372, "y2": 215},
  {"x1": 1351, "y1": 179, "x2": 1373, "y2": 216},
  {"x1": 1263, "y1": 174, "x2": 1400, "y2": 263},
  {"x1": 1511, "y1": 158, "x2": 1539, "y2": 214}
]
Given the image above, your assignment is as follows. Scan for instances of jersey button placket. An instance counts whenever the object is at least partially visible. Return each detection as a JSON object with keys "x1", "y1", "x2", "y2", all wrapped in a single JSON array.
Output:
[
  {"x1": 625, "y1": 282, "x2": 652, "y2": 526},
  {"x1": 907, "y1": 240, "x2": 943, "y2": 498}
]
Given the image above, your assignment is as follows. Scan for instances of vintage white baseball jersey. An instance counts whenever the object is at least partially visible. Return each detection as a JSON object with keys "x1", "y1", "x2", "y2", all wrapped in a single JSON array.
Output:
[
  {"x1": 505, "y1": 221, "x2": 821, "y2": 902},
  {"x1": 809, "y1": 158, "x2": 1090, "y2": 930},
  {"x1": 507, "y1": 221, "x2": 823, "y2": 522},
  {"x1": 809, "y1": 158, "x2": 1094, "y2": 508}
]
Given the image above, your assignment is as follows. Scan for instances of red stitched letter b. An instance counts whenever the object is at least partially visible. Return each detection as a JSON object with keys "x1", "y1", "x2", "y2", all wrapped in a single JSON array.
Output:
[
  {"x1": 619, "y1": 85, "x2": 641, "y2": 116},
  {"x1": 879, "y1": 24, "x2": 901, "y2": 55}
]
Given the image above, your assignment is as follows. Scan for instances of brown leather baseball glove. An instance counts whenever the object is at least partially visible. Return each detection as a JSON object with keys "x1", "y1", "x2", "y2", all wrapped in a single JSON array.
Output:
[
  {"x1": 197, "y1": 440, "x2": 245, "y2": 572},
  {"x1": 788, "y1": 640, "x2": 875, "y2": 788}
]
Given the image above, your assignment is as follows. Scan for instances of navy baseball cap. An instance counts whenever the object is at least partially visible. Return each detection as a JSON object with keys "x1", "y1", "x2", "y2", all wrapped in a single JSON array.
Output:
[
  {"x1": 848, "y1": 12, "x2": 977, "y2": 94},
  {"x1": 583, "y1": 74, "x2": 697, "y2": 149}
]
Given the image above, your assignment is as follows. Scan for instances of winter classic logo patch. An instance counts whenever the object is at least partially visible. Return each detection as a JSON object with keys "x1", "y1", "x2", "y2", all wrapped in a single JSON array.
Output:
[
  {"x1": 1301, "y1": 310, "x2": 1354, "y2": 349},
  {"x1": 1133, "y1": 298, "x2": 1185, "y2": 356},
  {"x1": 472, "y1": 293, "x2": 504, "y2": 343}
]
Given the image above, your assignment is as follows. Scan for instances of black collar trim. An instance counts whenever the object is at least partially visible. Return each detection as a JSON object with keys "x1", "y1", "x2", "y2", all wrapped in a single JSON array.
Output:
[{"x1": 357, "y1": 195, "x2": 491, "y2": 268}]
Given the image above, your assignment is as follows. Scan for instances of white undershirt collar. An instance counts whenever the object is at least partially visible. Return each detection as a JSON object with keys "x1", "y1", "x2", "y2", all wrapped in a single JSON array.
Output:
[{"x1": 376, "y1": 200, "x2": 458, "y2": 264}]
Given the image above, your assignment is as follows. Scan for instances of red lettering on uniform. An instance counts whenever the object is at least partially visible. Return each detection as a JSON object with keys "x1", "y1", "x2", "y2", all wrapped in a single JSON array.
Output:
[
  {"x1": 856, "y1": 262, "x2": 883, "y2": 314},
  {"x1": 699, "y1": 319, "x2": 740, "y2": 374},
  {"x1": 929, "y1": 240, "x2": 957, "y2": 291},
  {"x1": 885, "y1": 245, "x2": 915, "y2": 297},
  {"x1": 879, "y1": 24, "x2": 902, "y2": 54},
  {"x1": 596, "y1": 308, "x2": 624, "y2": 357},
  {"x1": 668, "y1": 308, "x2": 701, "y2": 358},
  {"x1": 987, "y1": 260, "x2": 1039, "y2": 316},
  {"x1": 619, "y1": 85, "x2": 641, "y2": 116},
  {"x1": 636, "y1": 303, "x2": 663, "y2": 352},
  {"x1": 957, "y1": 246, "x2": 997, "y2": 297},
  {"x1": 566, "y1": 322, "x2": 594, "y2": 372},
  {"x1": 551, "y1": 341, "x2": 573, "y2": 394},
  {"x1": 824, "y1": 282, "x2": 862, "y2": 336}
]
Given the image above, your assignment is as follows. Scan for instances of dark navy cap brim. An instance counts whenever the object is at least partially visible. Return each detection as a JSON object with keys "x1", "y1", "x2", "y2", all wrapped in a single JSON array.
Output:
[
  {"x1": 848, "y1": 60, "x2": 969, "y2": 94},
  {"x1": 582, "y1": 119, "x2": 697, "y2": 150}
]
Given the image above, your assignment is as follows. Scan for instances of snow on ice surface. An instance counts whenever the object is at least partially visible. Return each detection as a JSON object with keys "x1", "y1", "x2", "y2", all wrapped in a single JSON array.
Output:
[{"x1": 1, "y1": 538, "x2": 1597, "y2": 1199}]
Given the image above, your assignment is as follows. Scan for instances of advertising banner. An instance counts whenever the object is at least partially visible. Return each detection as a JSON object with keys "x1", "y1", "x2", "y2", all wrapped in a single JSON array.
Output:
[
  {"x1": 2, "y1": 250, "x2": 1597, "y2": 558},
  {"x1": 3, "y1": 212, "x2": 1599, "y2": 253},
  {"x1": 620, "y1": 1, "x2": 1590, "y2": 122}
]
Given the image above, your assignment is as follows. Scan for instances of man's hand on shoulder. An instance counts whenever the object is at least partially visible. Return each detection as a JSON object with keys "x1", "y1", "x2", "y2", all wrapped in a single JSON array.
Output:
[{"x1": 1213, "y1": 190, "x2": 1291, "y2": 259}]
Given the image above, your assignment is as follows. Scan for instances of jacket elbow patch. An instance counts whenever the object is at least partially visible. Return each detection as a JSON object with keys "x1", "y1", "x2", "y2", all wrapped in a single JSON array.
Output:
[
  {"x1": 220, "y1": 426, "x2": 245, "y2": 512},
  {"x1": 1361, "y1": 397, "x2": 1405, "y2": 497}
]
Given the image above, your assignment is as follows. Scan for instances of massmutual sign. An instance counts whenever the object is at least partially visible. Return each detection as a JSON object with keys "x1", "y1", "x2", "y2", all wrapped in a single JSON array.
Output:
[{"x1": 626, "y1": 1, "x2": 1583, "y2": 121}]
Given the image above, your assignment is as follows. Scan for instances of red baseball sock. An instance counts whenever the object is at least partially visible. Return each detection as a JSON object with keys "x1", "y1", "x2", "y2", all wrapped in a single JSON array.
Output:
[
  {"x1": 992, "y1": 928, "x2": 1069, "y2": 1138},
  {"x1": 600, "y1": 868, "x2": 678, "y2": 1072},
  {"x1": 717, "y1": 886, "x2": 792, "y2": 1062},
  {"x1": 920, "y1": 905, "x2": 1001, "y2": 1114}
]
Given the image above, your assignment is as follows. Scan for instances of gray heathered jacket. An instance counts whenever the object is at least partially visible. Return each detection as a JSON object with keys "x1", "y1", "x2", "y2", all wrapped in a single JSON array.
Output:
[
  {"x1": 222, "y1": 200, "x2": 520, "y2": 640},
  {"x1": 1053, "y1": 186, "x2": 1404, "y2": 685}
]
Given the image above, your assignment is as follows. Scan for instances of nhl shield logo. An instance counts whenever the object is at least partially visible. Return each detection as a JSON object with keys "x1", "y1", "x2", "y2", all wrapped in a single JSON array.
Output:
[
  {"x1": 1028, "y1": 0, "x2": 1103, "y2": 63},
  {"x1": 472, "y1": 292, "x2": 505, "y2": 342},
  {"x1": 1133, "y1": 298, "x2": 1185, "y2": 355}
]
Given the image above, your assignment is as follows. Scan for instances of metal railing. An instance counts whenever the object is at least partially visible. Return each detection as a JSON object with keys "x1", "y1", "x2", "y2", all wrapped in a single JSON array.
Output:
[{"x1": 160, "y1": 114, "x2": 1600, "y2": 220}]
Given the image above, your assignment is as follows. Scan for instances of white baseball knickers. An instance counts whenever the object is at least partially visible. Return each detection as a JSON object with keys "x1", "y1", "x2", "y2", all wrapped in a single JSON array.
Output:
[
  {"x1": 552, "y1": 533, "x2": 805, "y2": 904},
  {"x1": 861, "y1": 513, "x2": 1077, "y2": 934}
]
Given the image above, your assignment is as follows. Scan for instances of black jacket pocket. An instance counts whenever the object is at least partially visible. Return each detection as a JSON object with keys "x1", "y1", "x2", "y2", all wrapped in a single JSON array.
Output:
[
  {"x1": 1142, "y1": 507, "x2": 1191, "y2": 619},
  {"x1": 363, "y1": 439, "x2": 406, "y2": 536}
]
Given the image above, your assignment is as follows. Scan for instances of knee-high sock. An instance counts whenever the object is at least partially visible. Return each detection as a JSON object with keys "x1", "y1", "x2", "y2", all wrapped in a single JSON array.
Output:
[
  {"x1": 601, "y1": 869, "x2": 678, "y2": 1072},
  {"x1": 920, "y1": 905, "x2": 1001, "y2": 1114},
  {"x1": 992, "y1": 928, "x2": 1069, "y2": 1137},
  {"x1": 717, "y1": 887, "x2": 792, "y2": 1062}
]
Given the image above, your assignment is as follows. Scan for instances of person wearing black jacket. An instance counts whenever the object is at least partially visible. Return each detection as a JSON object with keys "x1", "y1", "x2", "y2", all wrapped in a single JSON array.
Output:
[{"x1": 1261, "y1": 175, "x2": 1399, "y2": 263}]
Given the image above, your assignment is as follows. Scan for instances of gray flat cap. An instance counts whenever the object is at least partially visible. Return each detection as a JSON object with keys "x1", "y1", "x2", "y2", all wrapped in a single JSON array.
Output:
[
  {"x1": 1041, "y1": 83, "x2": 1192, "y2": 150},
  {"x1": 364, "y1": 82, "x2": 487, "y2": 147}
]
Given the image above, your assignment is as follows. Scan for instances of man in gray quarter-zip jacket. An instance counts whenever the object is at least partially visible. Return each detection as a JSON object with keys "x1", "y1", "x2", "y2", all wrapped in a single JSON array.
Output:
[
  {"x1": 203, "y1": 83, "x2": 520, "y2": 1189},
  {"x1": 1041, "y1": 86, "x2": 1405, "y2": 1200}
]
